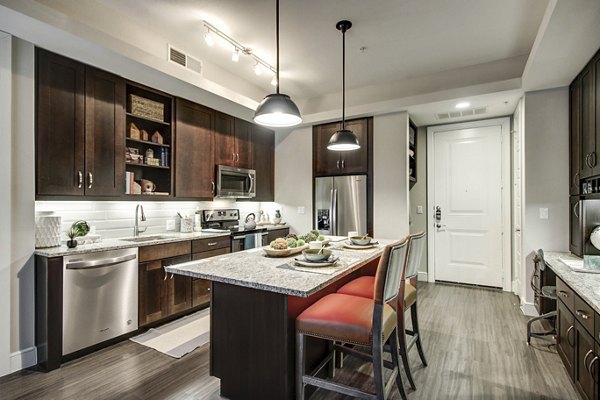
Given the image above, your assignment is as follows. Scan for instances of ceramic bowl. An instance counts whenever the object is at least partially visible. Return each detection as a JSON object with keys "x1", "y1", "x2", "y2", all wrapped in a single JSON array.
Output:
[
  {"x1": 302, "y1": 248, "x2": 332, "y2": 261},
  {"x1": 350, "y1": 236, "x2": 372, "y2": 246}
]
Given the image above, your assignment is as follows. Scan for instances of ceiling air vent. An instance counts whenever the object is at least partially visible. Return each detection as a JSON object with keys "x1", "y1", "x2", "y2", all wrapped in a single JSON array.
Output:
[
  {"x1": 436, "y1": 106, "x2": 487, "y2": 120},
  {"x1": 168, "y1": 45, "x2": 203, "y2": 75}
]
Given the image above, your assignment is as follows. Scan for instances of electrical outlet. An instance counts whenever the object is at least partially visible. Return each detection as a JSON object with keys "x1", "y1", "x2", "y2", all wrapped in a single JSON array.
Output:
[
  {"x1": 539, "y1": 208, "x2": 549, "y2": 219},
  {"x1": 416, "y1": 205, "x2": 423, "y2": 214},
  {"x1": 297, "y1": 206, "x2": 305, "y2": 214}
]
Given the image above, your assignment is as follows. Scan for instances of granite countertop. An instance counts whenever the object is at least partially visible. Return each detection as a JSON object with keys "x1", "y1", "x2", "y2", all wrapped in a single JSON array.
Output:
[
  {"x1": 545, "y1": 252, "x2": 600, "y2": 314},
  {"x1": 34, "y1": 223, "x2": 289, "y2": 258},
  {"x1": 165, "y1": 237, "x2": 393, "y2": 298}
]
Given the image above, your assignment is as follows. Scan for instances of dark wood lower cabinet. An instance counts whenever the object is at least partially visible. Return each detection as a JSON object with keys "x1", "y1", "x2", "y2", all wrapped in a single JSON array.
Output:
[
  {"x1": 557, "y1": 300, "x2": 576, "y2": 378},
  {"x1": 139, "y1": 260, "x2": 167, "y2": 326},
  {"x1": 191, "y1": 239, "x2": 230, "y2": 309},
  {"x1": 266, "y1": 228, "x2": 290, "y2": 243},
  {"x1": 164, "y1": 254, "x2": 192, "y2": 315},
  {"x1": 576, "y1": 322, "x2": 597, "y2": 400}
]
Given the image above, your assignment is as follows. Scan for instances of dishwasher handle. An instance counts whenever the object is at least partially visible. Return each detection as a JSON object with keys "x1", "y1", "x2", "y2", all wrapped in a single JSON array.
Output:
[{"x1": 66, "y1": 253, "x2": 137, "y2": 270}]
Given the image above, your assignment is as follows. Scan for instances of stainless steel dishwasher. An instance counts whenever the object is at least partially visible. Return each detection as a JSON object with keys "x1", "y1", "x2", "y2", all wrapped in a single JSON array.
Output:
[{"x1": 62, "y1": 248, "x2": 138, "y2": 355}]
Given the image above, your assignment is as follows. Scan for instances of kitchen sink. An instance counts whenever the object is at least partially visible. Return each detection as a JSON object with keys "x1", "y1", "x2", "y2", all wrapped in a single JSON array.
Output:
[{"x1": 119, "y1": 235, "x2": 172, "y2": 243}]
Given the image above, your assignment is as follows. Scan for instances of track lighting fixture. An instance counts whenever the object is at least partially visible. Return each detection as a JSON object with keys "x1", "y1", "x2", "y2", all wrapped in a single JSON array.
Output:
[{"x1": 231, "y1": 48, "x2": 240, "y2": 62}]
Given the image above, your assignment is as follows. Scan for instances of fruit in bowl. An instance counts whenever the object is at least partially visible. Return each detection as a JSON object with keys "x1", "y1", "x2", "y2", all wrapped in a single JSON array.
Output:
[
  {"x1": 350, "y1": 236, "x2": 372, "y2": 246},
  {"x1": 302, "y1": 248, "x2": 332, "y2": 262},
  {"x1": 270, "y1": 238, "x2": 288, "y2": 250}
]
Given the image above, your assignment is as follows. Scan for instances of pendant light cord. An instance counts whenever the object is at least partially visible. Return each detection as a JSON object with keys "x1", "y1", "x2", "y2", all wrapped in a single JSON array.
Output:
[
  {"x1": 341, "y1": 25, "x2": 346, "y2": 129},
  {"x1": 276, "y1": 0, "x2": 280, "y2": 94}
]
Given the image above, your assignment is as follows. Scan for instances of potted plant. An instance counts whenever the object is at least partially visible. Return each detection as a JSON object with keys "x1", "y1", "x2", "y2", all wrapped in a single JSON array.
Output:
[{"x1": 66, "y1": 220, "x2": 90, "y2": 248}]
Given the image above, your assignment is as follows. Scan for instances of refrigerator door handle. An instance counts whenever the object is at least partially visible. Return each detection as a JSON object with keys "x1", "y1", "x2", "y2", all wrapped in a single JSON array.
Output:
[{"x1": 332, "y1": 188, "x2": 338, "y2": 236}]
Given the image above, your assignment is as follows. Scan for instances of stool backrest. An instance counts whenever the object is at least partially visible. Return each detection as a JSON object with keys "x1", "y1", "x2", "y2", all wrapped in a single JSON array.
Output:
[
  {"x1": 534, "y1": 249, "x2": 546, "y2": 271},
  {"x1": 374, "y1": 238, "x2": 409, "y2": 305},
  {"x1": 405, "y1": 232, "x2": 426, "y2": 280},
  {"x1": 530, "y1": 249, "x2": 546, "y2": 297}
]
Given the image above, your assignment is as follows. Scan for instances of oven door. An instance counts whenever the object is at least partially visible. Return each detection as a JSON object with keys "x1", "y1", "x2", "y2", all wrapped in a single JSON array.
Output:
[
  {"x1": 217, "y1": 165, "x2": 256, "y2": 198},
  {"x1": 231, "y1": 232, "x2": 268, "y2": 252}
]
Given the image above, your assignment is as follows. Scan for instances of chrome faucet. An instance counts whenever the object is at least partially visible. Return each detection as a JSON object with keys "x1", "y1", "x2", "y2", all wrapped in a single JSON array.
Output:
[{"x1": 134, "y1": 204, "x2": 147, "y2": 236}]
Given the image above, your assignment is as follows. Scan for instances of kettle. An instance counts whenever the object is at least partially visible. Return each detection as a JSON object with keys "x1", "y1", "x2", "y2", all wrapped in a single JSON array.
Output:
[{"x1": 244, "y1": 213, "x2": 256, "y2": 230}]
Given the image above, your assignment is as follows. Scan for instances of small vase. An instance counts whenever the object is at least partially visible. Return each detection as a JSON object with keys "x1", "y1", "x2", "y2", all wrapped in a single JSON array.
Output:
[{"x1": 67, "y1": 239, "x2": 78, "y2": 248}]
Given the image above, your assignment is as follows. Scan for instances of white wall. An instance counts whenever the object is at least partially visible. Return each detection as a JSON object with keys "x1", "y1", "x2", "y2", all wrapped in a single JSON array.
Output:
[
  {"x1": 522, "y1": 87, "x2": 569, "y2": 307},
  {"x1": 274, "y1": 127, "x2": 313, "y2": 235},
  {"x1": 373, "y1": 112, "x2": 410, "y2": 239}
]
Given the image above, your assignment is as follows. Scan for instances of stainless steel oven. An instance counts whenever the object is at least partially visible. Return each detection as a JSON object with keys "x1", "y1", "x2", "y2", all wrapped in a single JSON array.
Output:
[{"x1": 216, "y1": 165, "x2": 256, "y2": 198}]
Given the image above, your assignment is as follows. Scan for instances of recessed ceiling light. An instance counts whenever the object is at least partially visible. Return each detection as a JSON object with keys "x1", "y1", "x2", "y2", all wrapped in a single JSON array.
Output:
[{"x1": 455, "y1": 102, "x2": 470, "y2": 109}]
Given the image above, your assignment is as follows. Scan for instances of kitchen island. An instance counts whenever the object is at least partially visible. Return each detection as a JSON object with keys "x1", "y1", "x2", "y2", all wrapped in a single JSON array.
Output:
[{"x1": 165, "y1": 237, "x2": 391, "y2": 400}]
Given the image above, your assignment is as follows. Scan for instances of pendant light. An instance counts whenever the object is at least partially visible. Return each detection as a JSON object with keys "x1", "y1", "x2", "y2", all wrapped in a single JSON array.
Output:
[
  {"x1": 253, "y1": 0, "x2": 302, "y2": 127},
  {"x1": 328, "y1": 20, "x2": 360, "y2": 151}
]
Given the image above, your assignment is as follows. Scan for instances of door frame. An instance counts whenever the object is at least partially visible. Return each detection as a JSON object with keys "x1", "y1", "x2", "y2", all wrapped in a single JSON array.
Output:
[{"x1": 426, "y1": 117, "x2": 512, "y2": 291}]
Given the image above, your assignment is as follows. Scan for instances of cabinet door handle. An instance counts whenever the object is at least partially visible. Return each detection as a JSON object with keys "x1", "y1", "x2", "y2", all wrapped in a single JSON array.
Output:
[
  {"x1": 336, "y1": 160, "x2": 340, "y2": 169},
  {"x1": 592, "y1": 152, "x2": 598, "y2": 168},
  {"x1": 589, "y1": 356, "x2": 599, "y2": 382},
  {"x1": 77, "y1": 170, "x2": 83, "y2": 189},
  {"x1": 164, "y1": 270, "x2": 168, "y2": 281},
  {"x1": 585, "y1": 154, "x2": 590, "y2": 168},
  {"x1": 341, "y1": 159, "x2": 345, "y2": 168},
  {"x1": 584, "y1": 350, "x2": 594, "y2": 372},
  {"x1": 232, "y1": 152, "x2": 236, "y2": 162},
  {"x1": 207, "y1": 242, "x2": 217, "y2": 246},
  {"x1": 236, "y1": 153, "x2": 240, "y2": 162},
  {"x1": 573, "y1": 202, "x2": 579, "y2": 218},
  {"x1": 566, "y1": 325, "x2": 575, "y2": 347},
  {"x1": 170, "y1": 273, "x2": 174, "y2": 280},
  {"x1": 211, "y1": 181, "x2": 215, "y2": 192},
  {"x1": 559, "y1": 290, "x2": 569, "y2": 298},
  {"x1": 87, "y1": 172, "x2": 93, "y2": 189},
  {"x1": 576, "y1": 309, "x2": 591, "y2": 320}
]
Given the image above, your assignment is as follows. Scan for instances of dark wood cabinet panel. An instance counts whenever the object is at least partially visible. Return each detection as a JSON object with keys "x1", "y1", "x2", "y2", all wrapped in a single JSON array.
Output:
[
  {"x1": 139, "y1": 260, "x2": 167, "y2": 326},
  {"x1": 192, "y1": 279, "x2": 211, "y2": 308},
  {"x1": 164, "y1": 254, "x2": 192, "y2": 315},
  {"x1": 571, "y1": 78, "x2": 582, "y2": 195},
  {"x1": 313, "y1": 122, "x2": 342, "y2": 175},
  {"x1": 252, "y1": 125, "x2": 275, "y2": 201},
  {"x1": 570, "y1": 196, "x2": 583, "y2": 257},
  {"x1": 174, "y1": 98, "x2": 215, "y2": 198},
  {"x1": 214, "y1": 112, "x2": 236, "y2": 167},
  {"x1": 84, "y1": 67, "x2": 125, "y2": 196},
  {"x1": 575, "y1": 323, "x2": 596, "y2": 400},
  {"x1": 36, "y1": 48, "x2": 85, "y2": 196},
  {"x1": 234, "y1": 118, "x2": 253, "y2": 169},
  {"x1": 557, "y1": 301, "x2": 576, "y2": 379},
  {"x1": 313, "y1": 118, "x2": 371, "y2": 176},
  {"x1": 581, "y1": 64, "x2": 596, "y2": 178},
  {"x1": 139, "y1": 241, "x2": 191, "y2": 263},
  {"x1": 191, "y1": 236, "x2": 230, "y2": 253},
  {"x1": 266, "y1": 228, "x2": 289, "y2": 244}
]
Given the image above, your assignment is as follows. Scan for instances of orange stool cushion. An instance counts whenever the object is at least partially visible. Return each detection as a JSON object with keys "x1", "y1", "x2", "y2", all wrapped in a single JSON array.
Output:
[
  {"x1": 296, "y1": 293, "x2": 396, "y2": 346},
  {"x1": 337, "y1": 276, "x2": 417, "y2": 309}
]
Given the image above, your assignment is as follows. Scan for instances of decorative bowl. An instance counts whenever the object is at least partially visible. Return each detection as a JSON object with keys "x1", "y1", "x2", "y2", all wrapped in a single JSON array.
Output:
[
  {"x1": 590, "y1": 226, "x2": 600, "y2": 250},
  {"x1": 350, "y1": 236, "x2": 372, "y2": 246},
  {"x1": 302, "y1": 248, "x2": 332, "y2": 261}
]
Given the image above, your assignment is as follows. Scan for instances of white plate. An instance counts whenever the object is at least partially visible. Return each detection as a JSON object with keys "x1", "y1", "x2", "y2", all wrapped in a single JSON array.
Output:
[
  {"x1": 294, "y1": 256, "x2": 339, "y2": 268},
  {"x1": 343, "y1": 241, "x2": 379, "y2": 250}
]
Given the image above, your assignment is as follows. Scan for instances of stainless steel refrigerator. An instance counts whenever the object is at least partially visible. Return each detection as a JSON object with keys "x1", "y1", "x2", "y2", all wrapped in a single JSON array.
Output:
[{"x1": 315, "y1": 175, "x2": 367, "y2": 236}]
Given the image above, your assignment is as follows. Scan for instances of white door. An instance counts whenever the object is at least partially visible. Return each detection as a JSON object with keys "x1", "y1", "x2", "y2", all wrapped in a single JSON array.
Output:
[
  {"x1": 433, "y1": 124, "x2": 504, "y2": 287},
  {"x1": 512, "y1": 99, "x2": 524, "y2": 295}
]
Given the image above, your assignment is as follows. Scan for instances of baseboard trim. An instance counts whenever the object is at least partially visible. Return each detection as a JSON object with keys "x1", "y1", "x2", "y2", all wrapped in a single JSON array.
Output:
[
  {"x1": 417, "y1": 271, "x2": 428, "y2": 281},
  {"x1": 520, "y1": 302, "x2": 539, "y2": 317},
  {"x1": 10, "y1": 346, "x2": 37, "y2": 373}
]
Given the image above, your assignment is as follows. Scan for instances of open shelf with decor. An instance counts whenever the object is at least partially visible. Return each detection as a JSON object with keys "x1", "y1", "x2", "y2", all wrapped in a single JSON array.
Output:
[
  {"x1": 124, "y1": 83, "x2": 173, "y2": 197},
  {"x1": 409, "y1": 119, "x2": 417, "y2": 189}
]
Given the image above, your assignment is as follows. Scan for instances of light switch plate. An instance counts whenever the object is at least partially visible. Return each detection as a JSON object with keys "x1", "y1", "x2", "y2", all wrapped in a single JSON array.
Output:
[
  {"x1": 539, "y1": 208, "x2": 549, "y2": 219},
  {"x1": 297, "y1": 206, "x2": 305, "y2": 214},
  {"x1": 416, "y1": 205, "x2": 423, "y2": 214}
]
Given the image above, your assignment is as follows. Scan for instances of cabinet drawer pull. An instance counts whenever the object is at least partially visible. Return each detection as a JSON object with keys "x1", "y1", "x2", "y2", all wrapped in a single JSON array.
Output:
[
  {"x1": 584, "y1": 350, "x2": 594, "y2": 373},
  {"x1": 87, "y1": 172, "x2": 93, "y2": 189},
  {"x1": 207, "y1": 242, "x2": 218, "y2": 246},
  {"x1": 77, "y1": 170, "x2": 83, "y2": 189},
  {"x1": 586, "y1": 153, "x2": 592, "y2": 168},
  {"x1": 341, "y1": 159, "x2": 345, "y2": 168},
  {"x1": 164, "y1": 270, "x2": 168, "y2": 281},
  {"x1": 573, "y1": 202, "x2": 579, "y2": 218},
  {"x1": 559, "y1": 290, "x2": 569, "y2": 298},
  {"x1": 590, "y1": 357, "x2": 600, "y2": 383},
  {"x1": 336, "y1": 160, "x2": 340, "y2": 169},
  {"x1": 566, "y1": 325, "x2": 575, "y2": 347},
  {"x1": 576, "y1": 309, "x2": 591, "y2": 320},
  {"x1": 211, "y1": 181, "x2": 215, "y2": 192}
]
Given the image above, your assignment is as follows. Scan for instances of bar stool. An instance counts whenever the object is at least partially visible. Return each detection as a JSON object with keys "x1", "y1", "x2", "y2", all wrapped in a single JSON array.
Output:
[
  {"x1": 336, "y1": 231, "x2": 428, "y2": 390},
  {"x1": 295, "y1": 238, "x2": 410, "y2": 400},
  {"x1": 527, "y1": 249, "x2": 557, "y2": 344}
]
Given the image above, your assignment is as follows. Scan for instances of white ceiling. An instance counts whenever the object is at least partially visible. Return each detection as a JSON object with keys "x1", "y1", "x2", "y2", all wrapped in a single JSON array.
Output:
[{"x1": 1, "y1": 0, "x2": 600, "y2": 126}]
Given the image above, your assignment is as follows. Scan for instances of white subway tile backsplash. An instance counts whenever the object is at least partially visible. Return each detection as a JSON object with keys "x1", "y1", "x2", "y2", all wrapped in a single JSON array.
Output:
[{"x1": 36, "y1": 200, "x2": 282, "y2": 240}]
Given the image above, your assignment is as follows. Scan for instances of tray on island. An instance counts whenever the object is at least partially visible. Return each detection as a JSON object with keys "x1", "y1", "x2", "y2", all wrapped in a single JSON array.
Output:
[{"x1": 263, "y1": 244, "x2": 309, "y2": 258}]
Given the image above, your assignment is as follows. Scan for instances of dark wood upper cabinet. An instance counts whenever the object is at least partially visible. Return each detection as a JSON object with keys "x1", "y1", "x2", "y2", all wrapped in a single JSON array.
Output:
[
  {"x1": 214, "y1": 113, "x2": 253, "y2": 169},
  {"x1": 570, "y1": 77, "x2": 582, "y2": 195},
  {"x1": 252, "y1": 125, "x2": 275, "y2": 201},
  {"x1": 84, "y1": 67, "x2": 125, "y2": 196},
  {"x1": 581, "y1": 63, "x2": 596, "y2": 178},
  {"x1": 313, "y1": 118, "x2": 371, "y2": 176},
  {"x1": 36, "y1": 48, "x2": 86, "y2": 196},
  {"x1": 175, "y1": 98, "x2": 215, "y2": 198},
  {"x1": 37, "y1": 49, "x2": 125, "y2": 198}
]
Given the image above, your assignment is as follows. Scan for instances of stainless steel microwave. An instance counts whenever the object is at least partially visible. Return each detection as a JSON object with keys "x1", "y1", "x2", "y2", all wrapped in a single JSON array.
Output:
[{"x1": 216, "y1": 165, "x2": 256, "y2": 198}]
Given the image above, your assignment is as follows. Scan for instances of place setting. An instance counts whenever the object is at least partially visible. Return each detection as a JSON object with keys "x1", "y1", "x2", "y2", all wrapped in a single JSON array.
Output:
[{"x1": 341, "y1": 231, "x2": 380, "y2": 250}]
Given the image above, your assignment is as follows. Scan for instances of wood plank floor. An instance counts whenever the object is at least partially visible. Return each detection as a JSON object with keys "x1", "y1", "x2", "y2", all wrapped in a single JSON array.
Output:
[{"x1": 0, "y1": 283, "x2": 580, "y2": 400}]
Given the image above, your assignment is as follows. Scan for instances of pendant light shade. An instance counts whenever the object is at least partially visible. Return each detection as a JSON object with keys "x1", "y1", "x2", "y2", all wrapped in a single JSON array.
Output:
[
  {"x1": 253, "y1": 0, "x2": 302, "y2": 127},
  {"x1": 328, "y1": 20, "x2": 360, "y2": 151}
]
